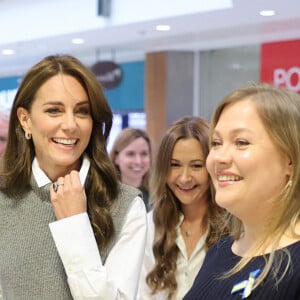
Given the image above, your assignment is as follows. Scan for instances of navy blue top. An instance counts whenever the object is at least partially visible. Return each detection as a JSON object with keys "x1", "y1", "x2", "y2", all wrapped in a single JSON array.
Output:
[{"x1": 183, "y1": 236, "x2": 300, "y2": 299}]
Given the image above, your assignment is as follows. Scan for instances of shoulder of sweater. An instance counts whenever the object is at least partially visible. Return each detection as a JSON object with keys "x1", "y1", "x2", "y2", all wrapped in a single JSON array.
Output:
[
  {"x1": 110, "y1": 183, "x2": 143, "y2": 213},
  {"x1": 118, "y1": 182, "x2": 143, "y2": 198}
]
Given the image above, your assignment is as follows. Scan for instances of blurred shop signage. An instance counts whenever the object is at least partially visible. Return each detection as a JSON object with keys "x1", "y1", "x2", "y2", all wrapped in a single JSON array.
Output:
[
  {"x1": 91, "y1": 61, "x2": 123, "y2": 89},
  {"x1": 273, "y1": 67, "x2": 300, "y2": 92},
  {"x1": 0, "y1": 76, "x2": 21, "y2": 110},
  {"x1": 260, "y1": 39, "x2": 300, "y2": 93}
]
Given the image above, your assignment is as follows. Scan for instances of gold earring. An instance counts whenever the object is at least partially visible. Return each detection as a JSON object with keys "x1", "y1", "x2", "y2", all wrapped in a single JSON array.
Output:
[{"x1": 25, "y1": 132, "x2": 32, "y2": 140}]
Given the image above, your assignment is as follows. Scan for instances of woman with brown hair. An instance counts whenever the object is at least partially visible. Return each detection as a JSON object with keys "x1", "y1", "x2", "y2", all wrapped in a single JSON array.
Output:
[
  {"x1": 138, "y1": 116, "x2": 227, "y2": 300},
  {"x1": 0, "y1": 54, "x2": 147, "y2": 300},
  {"x1": 110, "y1": 127, "x2": 152, "y2": 211}
]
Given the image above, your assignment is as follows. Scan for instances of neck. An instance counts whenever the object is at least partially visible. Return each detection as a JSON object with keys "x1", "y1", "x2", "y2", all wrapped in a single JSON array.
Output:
[
  {"x1": 181, "y1": 201, "x2": 208, "y2": 238},
  {"x1": 181, "y1": 198, "x2": 208, "y2": 223},
  {"x1": 233, "y1": 216, "x2": 272, "y2": 254},
  {"x1": 235, "y1": 221, "x2": 300, "y2": 256},
  {"x1": 43, "y1": 162, "x2": 81, "y2": 182},
  {"x1": 121, "y1": 176, "x2": 142, "y2": 188}
]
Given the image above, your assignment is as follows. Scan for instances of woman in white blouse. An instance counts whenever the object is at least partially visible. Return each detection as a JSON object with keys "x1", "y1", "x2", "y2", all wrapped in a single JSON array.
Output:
[
  {"x1": 138, "y1": 116, "x2": 227, "y2": 300},
  {"x1": 0, "y1": 54, "x2": 147, "y2": 300}
]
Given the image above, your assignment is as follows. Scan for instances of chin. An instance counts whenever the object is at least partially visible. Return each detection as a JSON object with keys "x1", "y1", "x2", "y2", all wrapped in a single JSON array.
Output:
[{"x1": 215, "y1": 196, "x2": 233, "y2": 210}]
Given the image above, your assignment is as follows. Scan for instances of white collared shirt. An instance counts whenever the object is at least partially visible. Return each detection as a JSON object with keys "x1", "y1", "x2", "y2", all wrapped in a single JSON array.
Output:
[
  {"x1": 32, "y1": 156, "x2": 147, "y2": 300},
  {"x1": 32, "y1": 156, "x2": 90, "y2": 188},
  {"x1": 138, "y1": 211, "x2": 207, "y2": 300}
]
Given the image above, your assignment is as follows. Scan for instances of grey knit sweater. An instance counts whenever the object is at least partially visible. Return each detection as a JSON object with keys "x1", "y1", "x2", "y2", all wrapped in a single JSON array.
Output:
[{"x1": 0, "y1": 177, "x2": 141, "y2": 300}]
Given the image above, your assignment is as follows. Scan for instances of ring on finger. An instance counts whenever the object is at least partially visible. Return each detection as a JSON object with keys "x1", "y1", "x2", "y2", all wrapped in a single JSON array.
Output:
[{"x1": 53, "y1": 182, "x2": 64, "y2": 193}]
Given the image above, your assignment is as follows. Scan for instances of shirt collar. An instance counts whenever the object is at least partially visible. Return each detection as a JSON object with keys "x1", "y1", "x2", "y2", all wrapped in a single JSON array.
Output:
[{"x1": 32, "y1": 155, "x2": 90, "y2": 188}]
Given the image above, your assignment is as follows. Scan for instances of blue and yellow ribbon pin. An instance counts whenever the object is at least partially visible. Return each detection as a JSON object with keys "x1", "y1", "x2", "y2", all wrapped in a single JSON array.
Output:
[{"x1": 231, "y1": 269, "x2": 261, "y2": 299}]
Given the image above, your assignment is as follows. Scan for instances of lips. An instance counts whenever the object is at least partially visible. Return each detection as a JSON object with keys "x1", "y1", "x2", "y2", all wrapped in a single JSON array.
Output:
[
  {"x1": 177, "y1": 185, "x2": 196, "y2": 191},
  {"x1": 217, "y1": 175, "x2": 241, "y2": 182},
  {"x1": 52, "y1": 138, "x2": 78, "y2": 145},
  {"x1": 131, "y1": 167, "x2": 143, "y2": 171}
]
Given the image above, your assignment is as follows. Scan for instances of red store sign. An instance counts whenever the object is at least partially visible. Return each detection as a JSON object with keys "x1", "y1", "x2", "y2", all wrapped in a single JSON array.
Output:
[{"x1": 260, "y1": 39, "x2": 300, "y2": 93}]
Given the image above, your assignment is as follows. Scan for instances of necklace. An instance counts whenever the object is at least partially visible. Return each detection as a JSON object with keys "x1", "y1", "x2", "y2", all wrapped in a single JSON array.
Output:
[
  {"x1": 182, "y1": 220, "x2": 202, "y2": 238},
  {"x1": 185, "y1": 230, "x2": 192, "y2": 237}
]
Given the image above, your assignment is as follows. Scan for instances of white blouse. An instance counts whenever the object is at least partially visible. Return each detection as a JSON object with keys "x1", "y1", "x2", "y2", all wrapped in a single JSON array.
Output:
[
  {"x1": 138, "y1": 211, "x2": 207, "y2": 300},
  {"x1": 33, "y1": 157, "x2": 147, "y2": 300}
]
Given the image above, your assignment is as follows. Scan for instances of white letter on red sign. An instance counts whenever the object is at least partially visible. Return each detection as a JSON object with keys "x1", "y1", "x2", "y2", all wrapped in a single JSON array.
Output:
[
  {"x1": 273, "y1": 68, "x2": 286, "y2": 87},
  {"x1": 273, "y1": 67, "x2": 300, "y2": 92}
]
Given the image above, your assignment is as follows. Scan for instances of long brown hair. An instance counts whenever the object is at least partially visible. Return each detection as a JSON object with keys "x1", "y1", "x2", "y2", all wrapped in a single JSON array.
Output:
[
  {"x1": 0, "y1": 54, "x2": 120, "y2": 251},
  {"x1": 146, "y1": 116, "x2": 227, "y2": 299}
]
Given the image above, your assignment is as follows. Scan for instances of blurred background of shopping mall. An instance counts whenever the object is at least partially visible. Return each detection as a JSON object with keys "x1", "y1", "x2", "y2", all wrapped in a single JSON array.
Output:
[{"x1": 1, "y1": 0, "x2": 300, "y2": 151}]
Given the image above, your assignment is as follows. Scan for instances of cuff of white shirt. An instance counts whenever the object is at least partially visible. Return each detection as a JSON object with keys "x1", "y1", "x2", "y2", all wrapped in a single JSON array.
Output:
[{"x1": 49, "y1": 212, "x2": 102, "y2": 272}]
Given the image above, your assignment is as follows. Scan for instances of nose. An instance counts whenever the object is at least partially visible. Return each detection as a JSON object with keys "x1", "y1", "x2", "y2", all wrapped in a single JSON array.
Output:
[
  {"x1": 179, "y1": 167, "x2": 192, "y2": 183},
  {"x1": 133, "y1": 154, "x2": 142, "y2": 164},
  {"x1": 210, "y1": 144, "x2": 232, "y2": 165},
  {"x1": 61, "y1": 113, "x2": 77, "y2": 131}
]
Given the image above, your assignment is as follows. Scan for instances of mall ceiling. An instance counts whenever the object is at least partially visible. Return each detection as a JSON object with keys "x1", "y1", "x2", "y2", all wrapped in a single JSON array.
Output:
[{"x1": 1, "y1": 0, "x2": 300, "y2": 76}]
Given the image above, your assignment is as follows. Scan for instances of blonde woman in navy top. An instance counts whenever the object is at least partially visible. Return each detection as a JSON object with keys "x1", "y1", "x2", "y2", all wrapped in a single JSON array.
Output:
[{"x1": 184, "y1": 83, "x2": 300, "y2": 299}]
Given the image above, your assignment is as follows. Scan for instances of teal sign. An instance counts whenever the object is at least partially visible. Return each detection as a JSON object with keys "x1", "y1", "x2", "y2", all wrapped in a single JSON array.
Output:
[
  {"x1": 104, "y1": 61, "x2": 144, "y2": 112},
  {"x1": 0, "y1": 76, "x2": 21, "y2": 110},
  {"x1": 0, "y1": 60, "x2": 144, "y2": 113}
]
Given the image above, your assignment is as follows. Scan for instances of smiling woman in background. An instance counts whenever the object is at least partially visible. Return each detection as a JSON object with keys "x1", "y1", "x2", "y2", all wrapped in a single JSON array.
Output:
[
  {"x1": 110, "y1": 127, "x2": 152, "y2": 211},
  {"x1": 138, "y1": 116, "x2": 227, "y2": 300}
]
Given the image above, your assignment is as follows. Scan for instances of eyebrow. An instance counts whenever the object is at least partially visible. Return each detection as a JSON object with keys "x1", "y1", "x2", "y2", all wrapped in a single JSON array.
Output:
[
  {"x1": 171, "y1": 158, "x2": 204, "y2": 163},
  {"x1": 43, "y1": 100, "x2": 89, "y2": 106},
  {"x1": 213, "y1": 127, "x2": 253, "y2": 136}
]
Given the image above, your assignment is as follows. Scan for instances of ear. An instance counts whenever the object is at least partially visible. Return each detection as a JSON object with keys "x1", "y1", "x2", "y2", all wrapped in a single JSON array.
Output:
[
  {"x1": 114, "y1": 153, "x2": 120, "y2": 166},
  {"x1": 17, "y1": 107, "x2": 31, "y2": 134},
  {"x1": 285, "y1": 155, "x2": 293, "y2": 178}
]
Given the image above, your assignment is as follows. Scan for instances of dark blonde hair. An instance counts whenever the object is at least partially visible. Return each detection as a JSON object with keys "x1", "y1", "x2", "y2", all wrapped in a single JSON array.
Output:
[
  {"x1": 110, "y1": 127, "x2": 152, "y2": 191},
  {"x1": 211, "y1": 83, "x2": 300, "y2": 287},
  {"x1": 0, "y1": 54, "x2": 120, "y2": 251},
  {"x1": 146, "y1": 116, "x2": 227, "y2": 299}
]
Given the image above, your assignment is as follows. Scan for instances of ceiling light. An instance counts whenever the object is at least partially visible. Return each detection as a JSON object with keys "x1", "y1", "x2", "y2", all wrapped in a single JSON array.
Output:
[
  {"x1": 71, "y1": 38, "x2": 85, "y2": 44},
  {"x1": 156, "y1": 25, "x2": 170, "y2": 31},
  {"x1": 229, "y1": 63, "x2": 241, "y2": 70},
  {"x1": 2, "y1": 49, "x2": 15, "y2": 55},
  {"x1": 259, "y1": 10, "x2": 275, "y2": 17}
]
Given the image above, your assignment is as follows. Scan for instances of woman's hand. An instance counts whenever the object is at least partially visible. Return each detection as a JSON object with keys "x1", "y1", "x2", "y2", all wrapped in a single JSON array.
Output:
[{"x1": 50, "y1": 170, "x2": 87, "y2": 220}]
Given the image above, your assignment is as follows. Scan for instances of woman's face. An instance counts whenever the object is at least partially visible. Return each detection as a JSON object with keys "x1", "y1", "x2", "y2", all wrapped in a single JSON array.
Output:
[
  {"x1": 18, "y1": 74, "x2": 93, "y2": 181},
  {"x1": 206, "y1": 98, "x2": 292, "y2": 221},
  {"x1": 114, "y1": 137, "x2": 151, "y2": 187},
  {"x1": 167, "y1": 138, "x2": 210, "y2": 208}
]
